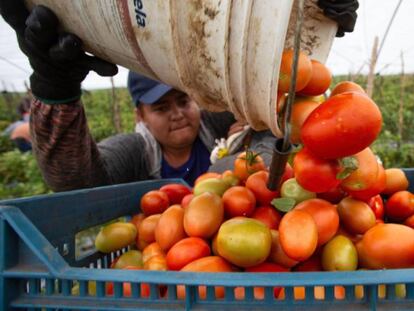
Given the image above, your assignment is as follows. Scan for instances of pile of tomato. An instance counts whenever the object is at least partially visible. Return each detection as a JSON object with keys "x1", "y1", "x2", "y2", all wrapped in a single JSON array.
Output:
[{"x1": 93, "y1": 50, "x2": 414, "y2": 300}]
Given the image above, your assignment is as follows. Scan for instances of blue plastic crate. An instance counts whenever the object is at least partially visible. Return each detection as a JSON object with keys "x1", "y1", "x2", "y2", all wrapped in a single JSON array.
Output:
[{"x1": 1, "y1": 170, "x2": 414, "y2": 310}]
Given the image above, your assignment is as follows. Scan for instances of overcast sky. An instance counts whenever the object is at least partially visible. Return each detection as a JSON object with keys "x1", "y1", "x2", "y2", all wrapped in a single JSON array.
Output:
[{"x1": 1, "y1": 0, "x2": 413, "y2": 92}]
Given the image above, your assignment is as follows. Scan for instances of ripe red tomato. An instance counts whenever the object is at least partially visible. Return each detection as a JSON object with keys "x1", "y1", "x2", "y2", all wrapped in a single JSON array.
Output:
[
  {"x1": 293, "y1": 147, "x2": 341, "y2": 193},
  {"x1": 385, "y1": 191, "x2": 414, "y2": 222},
  {"x1": 166, "y1": 237, "x2": 211, "y2": 270},
  {"x1": 301, "y1": 92, "x2": 382, "y2": 159},
  {"x1": 140, "y1": 190, "x2": 170, "y2": 216},
  {"x1": 251, "y1": 206, "x2": 282, "y2": 230},
  {"x1": 233, "y1": 151, "x2": 266, "y2": 182},
  {"x1": 367, "y1": 194, "x2": 384, "y2": 220},
  {"x1": 159, "y1": 183, "x2": 192, "y2": 205},
  {"x1": 222, "y1": 186, "x2": 256, "y2": 217}
]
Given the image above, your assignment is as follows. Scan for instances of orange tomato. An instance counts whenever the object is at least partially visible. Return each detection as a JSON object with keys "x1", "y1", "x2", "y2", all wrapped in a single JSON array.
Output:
[
  {"x1": 222, "y1": 186, "x2": 256, "y2": 217},
  {"x1": 130, "y1": 213, "x2": 145, "y2": 232},
  {"x1": 329, "y1": 81, "x2": 366, "y2": 97},
  {"x1": 385, "y1": 190, "x2": 414, "y2": 222},
  {"x1": 142, "y1": 242, "x2": 164, "y2": 264},
  {"x1": 357, "y1": 223, "x2": 414, "y2": 269},
  {"x1": 268, "y1": 230, "x2": 299, "y2": 268},
  {"x1": 154, "y1": 205, "x2": 186, "y2": 251},
  {"x1": 337, "y1": 197, "x2": 376, "y2": 235},
  {"x1": 233, "y1": 150, "x2": 266, "y2": 182},
  {"x1": 340, "y1": 148, "x2": 379, "y2": 192},
  {"x1": 143, "y1": 254, "x2": 167, "y2": 271},
  {"x1": 290, "y1": 99, "x2": 320, "y2": 144},
  {"x1": 298, "y1": 60, "x2": 332, "y2": 96},
  {"x1": 294, "y1": 198, "x2": 339, "y2": 246},
  {"x1": 383, "y1": 168, "x2": 409, "y2": 195},
  {"x1": 183, "y1": 192, "x2": 224, "y2": 238},
  {"x1": 278, "y1": 49, "x2": 313, "y2": 93},
  {"x1": 347, "y1": 163, "x2": 386, "y2": 201},
  {"x1": 177, "y1": 256, "x2": 235, "y2": 299},
  {"x1": 279, "y1": 210, "x2": 318, "y2": 261},
  {"x1": 166, "y1": 237, "x2": 211, "y2": 271},
  {"x1": 138, "y1": 214, "x2": 161, "y2": 244}
]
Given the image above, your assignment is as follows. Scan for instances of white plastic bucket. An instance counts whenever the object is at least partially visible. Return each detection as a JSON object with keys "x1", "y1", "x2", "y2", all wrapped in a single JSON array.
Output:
[{"x1": 25, "y1": 0, "x2": 337, "y2": 137}]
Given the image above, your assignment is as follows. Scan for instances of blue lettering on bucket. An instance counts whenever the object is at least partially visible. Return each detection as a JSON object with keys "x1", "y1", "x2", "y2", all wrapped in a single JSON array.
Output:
[{"x1": 134, "y1": 0, "x2": 146, "y2": 27}]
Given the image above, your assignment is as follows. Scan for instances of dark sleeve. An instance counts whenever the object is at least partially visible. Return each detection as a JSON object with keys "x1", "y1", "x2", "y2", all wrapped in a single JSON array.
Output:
[
  {"x1": 201, "y1": 110, "x2": 236, "y2": 139},
  {"x1": 30, "y1": 99, "x2": 150, "y2": 192},
  {"x1": 30, "y1": 99, "x2": 111, "y2": 192},
  {"x1": 98, "y1": 133, "x2": 150, "y2": 185}
]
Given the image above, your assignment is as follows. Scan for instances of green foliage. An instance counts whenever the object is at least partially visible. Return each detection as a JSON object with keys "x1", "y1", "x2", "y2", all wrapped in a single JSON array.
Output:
[{"x1": 0, "y1": 150, "x2": 50, "y2": 199}]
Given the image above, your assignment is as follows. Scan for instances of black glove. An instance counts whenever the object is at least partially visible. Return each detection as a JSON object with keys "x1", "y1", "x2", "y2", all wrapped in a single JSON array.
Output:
[
  {"x1": 317, "y1": 0, "x2": 359, "y2": 37},
  {"x1": 0, "y1": 1, "x2": 118, "y2": 103}
]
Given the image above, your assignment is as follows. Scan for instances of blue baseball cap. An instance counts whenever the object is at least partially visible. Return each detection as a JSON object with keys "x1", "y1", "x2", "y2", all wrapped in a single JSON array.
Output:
[{"x1": 127, "y1": 71, "x2": 173, "y2": 107}]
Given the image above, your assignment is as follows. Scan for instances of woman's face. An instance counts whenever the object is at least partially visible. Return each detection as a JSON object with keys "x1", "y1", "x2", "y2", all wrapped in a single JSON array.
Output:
[{"x1": 136, "y1": 90, "x2": 201, "y2": 149}]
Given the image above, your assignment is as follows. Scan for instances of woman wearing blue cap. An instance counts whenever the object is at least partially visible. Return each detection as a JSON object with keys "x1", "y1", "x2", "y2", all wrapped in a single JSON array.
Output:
[{"x1": 1, "y1": 0, "x2": 358, "y2": 191}]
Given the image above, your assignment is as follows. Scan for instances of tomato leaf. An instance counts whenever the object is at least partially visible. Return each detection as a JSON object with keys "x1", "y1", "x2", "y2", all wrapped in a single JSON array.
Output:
[
  {"x1": 271, "y1": 197, "x2": 296, "y2": 212},
  {"x1": 337, "y1": 156, "x2": 359, "y2": 180}
]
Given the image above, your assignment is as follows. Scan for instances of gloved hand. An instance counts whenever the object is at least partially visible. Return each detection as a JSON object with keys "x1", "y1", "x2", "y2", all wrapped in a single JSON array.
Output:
[
  {"x1": 317, "y1": 0, "x2": 359, "y2": 37},
  {"x1": 0, "y1": 1, "x2": 118, "y2": 103}
]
